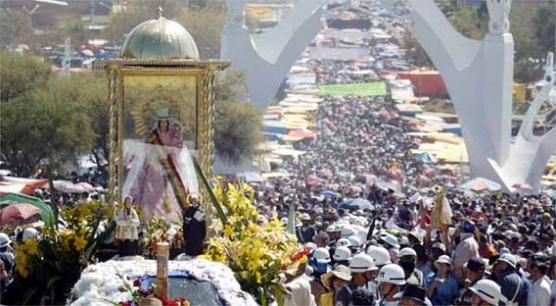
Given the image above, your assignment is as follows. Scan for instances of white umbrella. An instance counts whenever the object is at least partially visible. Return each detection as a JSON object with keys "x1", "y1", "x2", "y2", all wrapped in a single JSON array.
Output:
[{"x1": 53, "y1": 180, "x2": 88, "y2": 193}]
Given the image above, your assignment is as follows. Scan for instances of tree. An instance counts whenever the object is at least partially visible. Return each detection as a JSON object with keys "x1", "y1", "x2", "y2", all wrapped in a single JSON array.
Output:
[
  {"x1": 0, "y1": 50, "x2": 52, "y2": 102},
  {"x1": 214, "y1": 73, "x2": 262, "y2": 162},
  {"x1": 0, "y1": 76, "x2": 96, "y2": 177},
  {"x1": 176, "y1": 5, "x2": 227, "y2": 59},
  {"x1": 103, "y1": 1, "x2": 184, "y2": 44},
  {"x1": 0, "y1": 9, "x2": 33, "y2": 46},
  {"x1": 400, "y1": 31, "x2": 433, "y2": 68}
]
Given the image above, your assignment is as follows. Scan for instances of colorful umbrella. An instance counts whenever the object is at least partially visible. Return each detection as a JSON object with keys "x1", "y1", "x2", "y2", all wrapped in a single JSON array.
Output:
[
  {"x1": 460, "y1": 177, "x2": 501, "y2": 192},
  {"x1": 320, "y1": 190, "x2": 340, "y2": 198},
  {"x1": 53, "y1": 180, "x2": 88, "y2": 193},
  {"x1": 0, "y1": 177, "x2": 48, "y2": 196},
  {"x1": 512, "y1": 183, "x2": 533, "y2": 193},
  {"x1": 306, "y1": 175, "x2": 324, "y2": 186},
  {"x1": 288, "y1": 128, "x2": 316, "y2": 139},
  {"x1": 0, "y1": 193, "x2": 54, "y2": 224},
  {"x1": 0, "y1": 203, "x2": 41, "y2": 225}
]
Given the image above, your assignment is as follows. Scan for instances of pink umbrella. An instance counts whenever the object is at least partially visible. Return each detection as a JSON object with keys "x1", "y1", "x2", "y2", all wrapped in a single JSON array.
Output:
[
  {"x1": 288, "y1": 129, "x2": 316, "y2": 139},
  {"x1": 512, "y1": 183, "x2": 533, "y2": 192},
  {"x1": 348, "y1": 185, "x2": 363, "y2": 194},
  {"x1": 76, "y1": 182, "x2": 96, "y2": 192},
  {"x1": 306, "y1": 175, "x2": 324, "y2": 186},
  {"x1": 0, "y1": 203, "x2": 41, "y2": 225}
]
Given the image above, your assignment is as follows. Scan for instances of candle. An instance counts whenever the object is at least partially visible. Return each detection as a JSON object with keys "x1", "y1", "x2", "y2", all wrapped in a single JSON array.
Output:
[{"x1": 155, "y1": 242, "x2": 169, "y2": 298}]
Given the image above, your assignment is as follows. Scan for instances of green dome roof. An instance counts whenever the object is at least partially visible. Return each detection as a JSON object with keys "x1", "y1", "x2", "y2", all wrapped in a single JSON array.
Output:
[{"x1": 121, "y1": 16, "x2": 200, "y2": 60}]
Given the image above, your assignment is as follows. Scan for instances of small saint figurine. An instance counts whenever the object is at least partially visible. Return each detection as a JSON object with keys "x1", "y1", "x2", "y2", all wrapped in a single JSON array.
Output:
[
  {"x1": 115, "y1": 196, "x2": 140, "y2": 256},
  {"x1": 181, "y1": 193, "x2": 206, "y2": 256}
]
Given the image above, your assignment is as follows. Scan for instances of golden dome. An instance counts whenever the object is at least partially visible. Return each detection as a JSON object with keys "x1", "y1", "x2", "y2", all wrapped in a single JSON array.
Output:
[{"x1": 121, "y1": 14, "x2": 199, "y2": 60}]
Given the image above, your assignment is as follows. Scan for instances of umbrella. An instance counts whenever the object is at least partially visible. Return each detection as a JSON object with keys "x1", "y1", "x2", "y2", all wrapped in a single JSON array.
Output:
[
  {"x1": 460, "y1": 177, "x2": 501, "y2": 192},
  {"x1": 348, "y1": 185, "x2": 363, "y2": 194},
  {"x1": 288, "y1": 128, "x2": 316, "y2": 139},
  {"x1": 416, "y1": 152, "x2": 437, "y2": 164},
  {"x1": 375, "y1": 180, "x2": 404, "y2": 196},
  {"x1": 76, "y1": 182, "x2": 96, "y2": 192},
  {"x1": 0, "y1": 177, "x2": 48, "y2": 196},
  {"x1": 306, "y1": 175, "x2": 324, "y2": 187},
  {"x1": 0, "y1": 203, "x2": 41, "y2": 225},
  {"x1": 321, "y1": 190, "x2": 340, "y2": 198},
  {"x1": 237, "y1": 172, "x2": 265, "y2": 183},
  {"x1": 53, "y1": 180, "x2": 88, "y2": 193},
  {"x1": 339, "y1": 198, "x2": 373, "y2": 210},
  {"x1": 0, "y1": 193, "x2": 54, "y2": 224},
  {"x1": 512, "y1": 183, "x2": 533, "y2": 193}
]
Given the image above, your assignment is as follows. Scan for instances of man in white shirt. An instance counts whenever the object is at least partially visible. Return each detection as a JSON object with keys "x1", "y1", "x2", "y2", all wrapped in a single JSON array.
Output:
[{"x1": 526, "y1": 257, "x2": 551, "y2": 306}]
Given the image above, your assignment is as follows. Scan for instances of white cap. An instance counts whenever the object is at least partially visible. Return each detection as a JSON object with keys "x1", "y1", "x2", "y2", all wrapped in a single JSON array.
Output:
[
  {"x1": 350, "y1": 253, "x2": 375, "y2": 273},
  {"x1": 377, "y1": 264, "x2": 406, "y2": 285},
  {"x1": 435, "y1": 255, "x2": 452, "y2": 266},
  {"x1": 0, "y1": 233, "x2": 11, "y2": 248},
  {"x1": 313, "y1": 247, "x2": 331, "y2": 263},
  {"x1": 469, "y1": 279, "x2": 501, "y2": 306},
  {"x1": 336, "y1": 238, "x2": 351, "y2": 248},
  {"x1": 399, "y1": 247, "x2": 417, "y2": 257},
  {"x1": 367, "y1": 245, "x2": 391, "y2": 266},
  {"x1": 381, "y1": 233, "x2": 400, "y2": 249},
  {"x1": 341, "y1": 225, "x2": 357, "y2": 238},
  {"x1": 348, "y1": 236, "x2": 361, "y2": 248},
  {"x1": 496, "y1": 253, "x2": 517, "y2": 269},
  {"x1": 333, "y1": 246, "x2": 352, "y2": 262},
  {"x1": 22, "y1": 227, "x2": 39, "y2": 241}
]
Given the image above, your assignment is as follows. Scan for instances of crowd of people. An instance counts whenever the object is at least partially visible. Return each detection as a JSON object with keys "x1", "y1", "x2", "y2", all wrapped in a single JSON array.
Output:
[{"x1": 252, "y1": 53, "x2": 556, "y2": 305}]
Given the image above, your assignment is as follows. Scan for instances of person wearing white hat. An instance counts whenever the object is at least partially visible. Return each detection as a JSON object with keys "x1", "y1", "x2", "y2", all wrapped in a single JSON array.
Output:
[
  {"x1": 377, "y1": 264, "x2": 406, "y2": 306},
  {"x1": 296, "y1": 213, "x2": 315, "y2": 244},
  {"x1": 333, "y1": 246, "x2": 352, "y2": 268},
  {"x1": 320, "y1": 265, "x2": 352, "y2": 306},
  {"x1": 336, "y1": 237, "x2": 351, "y2": 248},
  {"x1": 380, "y1": 233, "x2": 400, "y2": 264},
  {"x1": 0, "y1": 232, "x2": 14, "y2": 280},
  {"x1": 468, "y1": 279, "x2": 501, "y2": 306},
  {"x1": 399, "y1": 247, "x2": 425, "y2": 287},
  {"x1": 367, "y1": 245, "x2": 391, "y2": 268},
  {"x1": 335, "y1": 254, "x2": 375, "y2": 306},
  {"x1": 426, "y1": 255, "x2": 459, "y2": 306},
  {"x1": 492, "y1": 253, "x2": 526, "y2": 306}
]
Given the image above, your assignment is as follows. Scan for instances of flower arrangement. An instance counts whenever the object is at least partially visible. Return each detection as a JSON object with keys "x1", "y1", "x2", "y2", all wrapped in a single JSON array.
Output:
[
  {"x1": 201, "y1": 182, "x2": 300, "y2": 306},
  {"x1": 10, "y1": 201, "x2": 115, "y2": 305},
  {"x1": 141, "y1": 218, "x2": 184, "y2": 258},
  {"x1": 118, "y1": 276, "x2": 190, "y2": 306}
]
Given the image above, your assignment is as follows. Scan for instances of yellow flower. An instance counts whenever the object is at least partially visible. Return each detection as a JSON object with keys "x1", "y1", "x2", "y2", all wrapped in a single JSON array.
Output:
[
  {"x1": 74, "y1": 236, "x2": 87, "y2": 251},
  {"x1": 23, "y1": 239, "x2": 40, "y2": 256},
  {"x1": 255, "y1": 271, "x2": 262, "y2": 284},
  {"x1": 223, "y1": 226, "x2": 234, "y2": 238}
]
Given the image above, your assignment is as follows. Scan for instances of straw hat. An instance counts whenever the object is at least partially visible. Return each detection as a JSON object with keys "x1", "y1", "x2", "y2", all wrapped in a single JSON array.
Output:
[{"x1": 321, "y1": 265, "x2": 352, "y2": 290}]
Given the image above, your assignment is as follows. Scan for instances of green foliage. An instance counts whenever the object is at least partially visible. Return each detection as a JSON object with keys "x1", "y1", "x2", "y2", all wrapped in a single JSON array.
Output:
[
  {"x1": 103, "y1": 1, "x2": 184, "y2": 44},
  {"x1": 0, "y1": 9, "x2": 33, "y2": 46},
  {"x1": 214, "y1": 73, "x2": 263, "y2": 162},
  {"x1": 10, "y1": 201, "x2": 114, "y2": 305},
  {"x1": 400, "y1": 31, "x2": 433, "y2": 68},
  {"x1": 176, "y1": 6, "x2": 226, "y2": 59},
  {"x1": 0, "y1": 50, "x2": 52, "y2": 102},
  {"x1": 0, "y1": 74, "x2": 96, "y2": 176},
  {"x1": 103, "y1": 1, "x2": 225, "y2": 58}
]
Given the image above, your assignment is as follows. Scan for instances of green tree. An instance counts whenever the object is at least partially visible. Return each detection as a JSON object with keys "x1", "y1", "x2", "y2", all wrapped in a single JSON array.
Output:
[
  {"x1": 0, "y1": 50, "x2": 52, "y2": 102},
  {"x1": 103, "y1": 1, "x2": 184, "y2": 44},
  {"x1": 400, "y1": 32, "x2": 433, "y2": 68},
  {"x1": 0, "y1": 76, "x2": 96, "y2": 177},
  {"x1": 177, "y1": 6, "x2": 226, "y2": 58},
  {"x1": 214, "y1": 73, "x2": 262, "y2": 162},
  {"x1": 0, "y1": 9, "x2": 33, "y2": 46}
]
